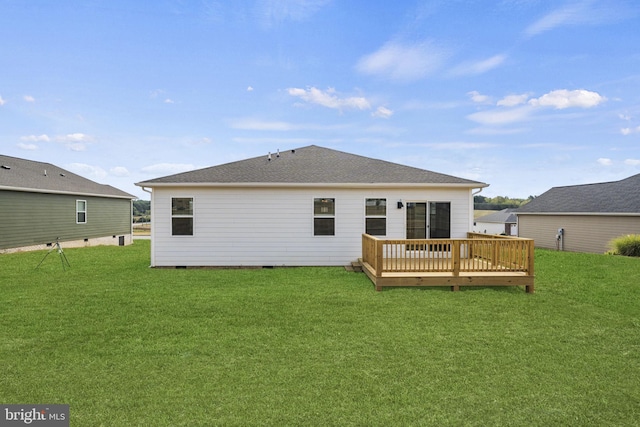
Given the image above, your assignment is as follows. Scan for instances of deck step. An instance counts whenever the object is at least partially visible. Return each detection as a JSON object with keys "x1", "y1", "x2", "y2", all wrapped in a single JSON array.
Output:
[{"x1": 346, "y1": 260, "x2": 363, "y2": 272}]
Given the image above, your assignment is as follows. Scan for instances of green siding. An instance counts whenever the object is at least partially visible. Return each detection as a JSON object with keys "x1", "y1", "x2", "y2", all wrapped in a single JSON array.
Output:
[{"x1": 0, "y1": 190, "x2": 131, "y2": 249}]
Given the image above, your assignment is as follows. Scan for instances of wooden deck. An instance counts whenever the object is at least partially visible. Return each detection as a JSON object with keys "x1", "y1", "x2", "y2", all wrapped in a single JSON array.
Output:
[{"x1": 361, "y1": 233, "x2": 535, "y2": 293}]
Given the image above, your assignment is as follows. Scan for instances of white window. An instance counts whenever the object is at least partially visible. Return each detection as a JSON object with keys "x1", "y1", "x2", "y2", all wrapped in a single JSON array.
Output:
[
  {"x1": 76, "y1": 200, "x2": 87, "y2": 224},
  {"x1": 171, "y1": 197, "x2": 193, "y2": 236},
  {"x1": 365, "y1": 198, "x2": 386, "y2": 236},
  {"x1": 313, "y1": 198, "x2": 335, "y2": 236}
]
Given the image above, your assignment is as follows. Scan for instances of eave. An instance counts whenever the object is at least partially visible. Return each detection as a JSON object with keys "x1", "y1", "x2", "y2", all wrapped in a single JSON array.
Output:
[
  {"x1": 134, "y1": 181, "x2": 489, "y2": 190},
  {"x1": 0, "y1": 185, "x2": 136, "y2": 200},
  {"x1": 516, "y1": 211, "x2": 640, "y2": 217}
]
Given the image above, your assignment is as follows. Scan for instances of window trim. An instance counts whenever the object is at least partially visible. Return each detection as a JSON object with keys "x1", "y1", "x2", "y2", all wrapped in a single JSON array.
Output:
[
  {"x1": 364, "y1": 197, "x2": 387, "y2": 236},
  {"x1": 313, "y1": 197, "x2": 336, "y2": 237},
  {"x1": 171, "y1": 196, "x2": 194, "y2": 237},
  {"x1": 76, "y1": 199, "x2": 87, "y2": 224}
]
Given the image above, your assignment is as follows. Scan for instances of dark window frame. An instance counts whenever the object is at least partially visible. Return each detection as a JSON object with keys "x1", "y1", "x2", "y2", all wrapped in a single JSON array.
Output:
[
  {"x1": 171, "y1": 197, "x2": 194, "y2": 236},
  {"x1": 313, "y1": 197, "x2": 335, "y2": 236},
  {"x1": 365, "y1": 198, "x2": 386, "y2": 236}
]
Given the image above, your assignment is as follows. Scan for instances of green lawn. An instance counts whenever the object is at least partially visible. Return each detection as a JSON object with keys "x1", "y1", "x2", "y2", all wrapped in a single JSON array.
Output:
[{"x1": 1, "y1": 241, "x2": 639, "y2": 426}]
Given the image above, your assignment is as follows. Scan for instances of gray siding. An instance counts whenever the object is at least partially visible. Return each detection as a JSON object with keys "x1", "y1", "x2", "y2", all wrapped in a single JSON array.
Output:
[
  {"x1": 518, "y1": 214, "x2": 640, "y2": 253},
  {"x1": 0, "y1": 190, "x2": 131, "y2": 250}
]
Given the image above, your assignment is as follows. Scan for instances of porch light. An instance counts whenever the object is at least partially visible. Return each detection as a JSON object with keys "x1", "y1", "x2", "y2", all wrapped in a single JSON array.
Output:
[{"x1": 397, "y1": 201, "x2": 404, "y2": 209}]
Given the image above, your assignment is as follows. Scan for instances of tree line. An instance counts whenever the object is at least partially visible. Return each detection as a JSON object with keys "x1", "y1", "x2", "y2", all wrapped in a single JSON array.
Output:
[
  {"x1": 133, "y1": 200, "x2": 150, "y2": 218},
  {"x1": 474, "y1": 195, "x2": 535, "y2": 211}
]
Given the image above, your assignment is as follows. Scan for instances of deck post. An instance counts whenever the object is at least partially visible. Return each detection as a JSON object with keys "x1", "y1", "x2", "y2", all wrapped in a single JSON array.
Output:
[
  {"x1": 526, "y1": 239, "x2": 535, "y2": 294},
  {"x1": 376, "y1": 239, "x2": 384, "y2": 279},
  {"x1": 452, "y1": 240, "x2": 460, "y2": 277}
]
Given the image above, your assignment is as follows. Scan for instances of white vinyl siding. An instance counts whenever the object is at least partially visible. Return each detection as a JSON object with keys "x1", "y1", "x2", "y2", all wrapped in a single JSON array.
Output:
[{"x1": 149, "y1": 186, "x2": 474, "y2": 267}]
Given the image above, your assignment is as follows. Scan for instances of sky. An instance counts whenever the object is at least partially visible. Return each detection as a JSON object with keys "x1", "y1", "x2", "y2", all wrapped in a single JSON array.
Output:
[{"x1": 1, "y1": 0, "x2": 639, "y2": 200}]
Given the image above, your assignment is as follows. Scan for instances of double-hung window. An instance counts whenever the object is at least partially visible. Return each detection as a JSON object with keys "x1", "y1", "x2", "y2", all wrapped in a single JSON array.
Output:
[
  {"x1": 76, "y1": 200, "x2": 87, "y2": 224},
  {"x1": 313, "y1": 198, "x2": 335, "y2": 236},
  {"x1": 171, "y1": 197, "x2": 194, "y2": 236},
  {"x1": 365, "y1": 198, "x2": 386, "y2": 236}
]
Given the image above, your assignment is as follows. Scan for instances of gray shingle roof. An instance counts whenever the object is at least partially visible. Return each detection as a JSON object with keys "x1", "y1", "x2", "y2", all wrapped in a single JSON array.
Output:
[
  {"x1": 0, "y1": 154, "x2": 135, "y2": 199},
  {"x1": 516, "y1": 173, "x2": 640, "y2": 214},
  {"x1": 475, "y1": 208, "x2": 518, "y2": 223},
  {"x1": 136, "y1": 145, "x2": 487, "y2": 187}
]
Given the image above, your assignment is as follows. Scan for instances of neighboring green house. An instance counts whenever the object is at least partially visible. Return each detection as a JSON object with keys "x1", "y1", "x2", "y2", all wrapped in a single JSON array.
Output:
[{"x1": 0, "y1": 154, "x2": 135, "y2": 254}]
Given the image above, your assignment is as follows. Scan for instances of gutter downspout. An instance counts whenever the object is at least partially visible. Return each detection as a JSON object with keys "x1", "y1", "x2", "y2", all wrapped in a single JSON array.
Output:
[
  {"x1": 141, "y1": 186, "x2": 153, "y2": 267},
  {"x1": 471, "y1": 187, "x2": 483, "y2": 233}
]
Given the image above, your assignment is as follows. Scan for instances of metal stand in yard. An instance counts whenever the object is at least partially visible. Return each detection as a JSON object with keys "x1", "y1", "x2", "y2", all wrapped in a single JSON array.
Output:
[{"x1": 36, "y1": 239, "x2": 71, "y2": 271}]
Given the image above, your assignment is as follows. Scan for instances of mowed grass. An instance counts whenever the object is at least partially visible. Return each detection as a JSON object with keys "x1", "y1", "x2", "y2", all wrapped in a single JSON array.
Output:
[{"x1": 1, "y1": 241, "x2": 639, "y2": 426}]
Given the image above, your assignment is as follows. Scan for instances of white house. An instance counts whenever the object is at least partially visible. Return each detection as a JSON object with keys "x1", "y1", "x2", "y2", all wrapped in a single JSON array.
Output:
[
  {"x1": 135, "y1": 145, "x2": 488, "y2": 267},
  {"x1": 473, "y1": 208, "x2": 518, "y2": 236}
]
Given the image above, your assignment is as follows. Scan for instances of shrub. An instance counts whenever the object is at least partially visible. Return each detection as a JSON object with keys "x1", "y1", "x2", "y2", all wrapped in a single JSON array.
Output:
[{"x1": 608, "y1": 234, "x2": 640, "y2": 257}]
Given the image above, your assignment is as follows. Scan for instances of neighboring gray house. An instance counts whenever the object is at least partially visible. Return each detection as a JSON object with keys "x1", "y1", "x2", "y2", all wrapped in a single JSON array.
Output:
[
  {"x1": 0, "y1": 154, "x2": 135, "y2": 254},
  {"x1": 473, "y1": 208, "x2": 518, "y2": 236},
  {"x1": 136, "y1": 145, "x2": 488, "y2": 267},
  {"x1": 516, "y1": 173, "x2": 640, "y2": 253}
]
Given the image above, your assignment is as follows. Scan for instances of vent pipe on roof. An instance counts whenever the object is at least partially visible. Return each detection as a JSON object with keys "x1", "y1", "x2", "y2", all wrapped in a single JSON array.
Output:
[
  {"x1": 268, "y1": 152, "x2": 271, "y2": 161},
  {"x1": 44, "y1": 169, "x2": 47, "y2": 176},
  {"x1": 1, "y1": 165, "x2": 10, "y2": 170},
  {"x1": 276, "y1": 149, "x2": 280, "y2": 158}
]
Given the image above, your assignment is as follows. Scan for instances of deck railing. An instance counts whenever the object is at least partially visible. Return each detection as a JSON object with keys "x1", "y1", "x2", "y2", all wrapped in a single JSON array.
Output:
[{"x1": 361, "y1": 233, "x2": 535, "y2": 277}]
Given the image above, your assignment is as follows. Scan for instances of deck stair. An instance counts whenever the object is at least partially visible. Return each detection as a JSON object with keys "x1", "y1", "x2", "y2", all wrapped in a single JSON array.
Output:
[{"x1": 345, "y1": 260, "x2": 363, "y2": 272}]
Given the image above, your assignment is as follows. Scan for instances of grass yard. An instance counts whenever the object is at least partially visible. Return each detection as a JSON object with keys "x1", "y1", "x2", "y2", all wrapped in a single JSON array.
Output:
[{"x1": 1, "y1": 241, "x2": 639, "y2": 426}]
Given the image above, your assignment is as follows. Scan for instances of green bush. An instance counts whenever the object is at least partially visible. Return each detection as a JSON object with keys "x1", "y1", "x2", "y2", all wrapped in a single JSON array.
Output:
[{"x1": 608, "y1": 234, "x2": 640, "y2": 257}]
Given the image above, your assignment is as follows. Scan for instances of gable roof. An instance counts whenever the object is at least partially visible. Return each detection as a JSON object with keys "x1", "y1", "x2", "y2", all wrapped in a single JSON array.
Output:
[
  {"x1": 475, "y1": 208, "x2": 518, "y2": 224},
  {"x1": 0, "y1": 154, "x2": 135, "y2": 199},
  {"x1": 136, "y1": 145, "x2": 487, "y2": 188},
  {"x1": 516, "y1": 173, "x2": 640, "y2": 214}
]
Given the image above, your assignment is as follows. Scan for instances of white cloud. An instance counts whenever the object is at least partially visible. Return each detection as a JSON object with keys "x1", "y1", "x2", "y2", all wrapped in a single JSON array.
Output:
[
  {"x1": 17, "y1": 142, "x2": 38, "y2": 150},
  {"x1": 110, "y1": 166, "x2": 130, "y2": 177},
  {"x1": 467, "y1": 106, "x2": 534, "y2": 125},
  {"x1": 356, "y1": 40, "x2": 449, "y2": 82},
  {"x1": 0, "y1": 96, "x2": 5, "y2": 106},
  {"x1": 53, "y1": 133, "x2": 93, "y2": 151},
  {"x1": 597, "y1": 158, "x2": 613, "y2": 166},
  {"x1": 524, "y1": 1, "x2": 634, "y2": 37},
  {"x1": 528, "y1": 89, "x2": 606, "y2": 109},
  {"x1": 451, "y1": 54, "x2": 506, "y2": 76},
  {"x1": 497, "y1": 93, "x2": 530, "y2": 107},
  {"x1": 624, "y1": 159, "x2": 640, "y2": 166},
  {"x1": 287, "y1": 87, "x2": 371, "y2": 111},
  {"x1": 141, "y1": 163, "x2": 198, "y2": 175},
  {"x1": 21, "y1": 134, "x2": 51, "y2": 142},
  {"x1": 372, "y1": 106, "x2": 393, "y2": 119},
  {"x1": 468, "y1": 91, "x2": 492, "y2": 104},
  {"x1": 57, "y1": 133, "x2": 93, "y2": 142},
  {"x1": 621, "y1": 126, "x2": 640, "y2": 135},
  {"x1": 164, "y1": 98, "x2": 175, "y2": 104},
  {"x1": 247, "y1": 86, "x2": 254, "y2": 92},
  {"x1": 67, "y1": 163, "x2": 107, "y2": 179},
  {"x1": 24, "y1": 95, "x2": 35, "y2": 102}
]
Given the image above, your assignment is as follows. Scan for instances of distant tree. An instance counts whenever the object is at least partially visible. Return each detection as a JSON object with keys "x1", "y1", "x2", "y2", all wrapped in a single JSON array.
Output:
[{"x1": 133, "y1": 200, "x2": 150, "y2": 216}]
